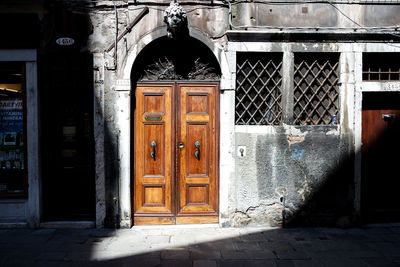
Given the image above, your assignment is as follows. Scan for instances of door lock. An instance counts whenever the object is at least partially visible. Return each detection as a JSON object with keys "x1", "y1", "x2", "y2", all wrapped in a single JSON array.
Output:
[{"x1": 178, "y1": 142, "x2": 184, "y2": 149}]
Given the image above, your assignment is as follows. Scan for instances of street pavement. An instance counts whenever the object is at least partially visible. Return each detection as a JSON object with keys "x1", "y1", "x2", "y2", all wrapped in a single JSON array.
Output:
[{"x1": 1, "y1": 223, "x2": 400, "y2": 266}]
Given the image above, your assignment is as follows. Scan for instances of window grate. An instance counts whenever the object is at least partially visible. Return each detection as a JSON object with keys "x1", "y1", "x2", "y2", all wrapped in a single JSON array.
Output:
[
  {"x1": 235, "y1": 53, "x2": 283, "y2": 125},
  {"x1": 363, "y1": 53, "x2": 400, "y2": 81},
  {"x1": 294, "y1": 53, "x2": 339, "y2": 125}
]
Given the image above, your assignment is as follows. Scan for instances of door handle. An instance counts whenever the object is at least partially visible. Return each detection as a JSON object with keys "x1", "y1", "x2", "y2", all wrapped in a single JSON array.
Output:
[
  {"x1": 194, "y1": 141, "x2": 200, "y2": 161},
  {"x1": 150, "y1": 141, "x2": 156, "y2": 161}
]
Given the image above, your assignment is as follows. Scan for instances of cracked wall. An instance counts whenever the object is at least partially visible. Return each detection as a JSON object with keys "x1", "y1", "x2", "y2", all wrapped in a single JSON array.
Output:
[{"x1": 233, "y1": 126, "x2": 353, "y2": 227}]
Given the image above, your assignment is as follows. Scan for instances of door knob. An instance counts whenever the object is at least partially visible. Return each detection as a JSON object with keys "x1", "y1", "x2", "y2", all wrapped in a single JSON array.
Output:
[
  {"x1": 194, "y1": 141, "x2": 200, "y2": 160},
  {"x1": 150, "y1": 141, "x2": 156, "y2": 161},
  {"x1": 178, "y1": 142, "x2": 184, "y2": 149}
]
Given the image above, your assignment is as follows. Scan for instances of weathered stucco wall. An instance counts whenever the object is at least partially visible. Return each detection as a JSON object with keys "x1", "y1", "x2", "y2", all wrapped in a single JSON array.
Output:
[
  {"x1": 233, "y1": 3, "x2": 338, "y2": 27},
  {"x1": 86, "y1": 1, "x2": 400, "y2": 228},
  {"x1": 232, "y1": 127, "x2": 354, "y2": 227},
  {"x1": 232, "y1": 3, "x2": 400, "y2": 28},
  {"x1": 88, "y1": 5, "x2": 228, "y2": 66}
]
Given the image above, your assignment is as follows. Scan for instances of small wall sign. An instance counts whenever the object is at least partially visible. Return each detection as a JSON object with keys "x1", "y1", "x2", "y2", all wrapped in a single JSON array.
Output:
[{"x1": 56, "y1": 37, "x2": 75, "y2": 46}]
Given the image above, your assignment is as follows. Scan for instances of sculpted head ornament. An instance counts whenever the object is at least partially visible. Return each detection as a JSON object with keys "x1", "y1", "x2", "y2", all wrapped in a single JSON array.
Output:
[{"x1": 163, "y1": 1, "x2": 187, "y2": 39}]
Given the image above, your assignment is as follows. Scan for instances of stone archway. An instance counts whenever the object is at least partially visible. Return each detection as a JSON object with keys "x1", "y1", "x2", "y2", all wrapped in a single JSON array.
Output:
[
  {"x1": 110, "y1": 27, "x2": 232, "y2": 227},
  {"x1": 130, "y1": 36, "x2": 221, "y2": 82},
  {"x1": 119, "y1": 27, "x2": 229, "y2": 81},
  {"x1": 130, "y1": 36, "x2": 221, "y2": 225}
]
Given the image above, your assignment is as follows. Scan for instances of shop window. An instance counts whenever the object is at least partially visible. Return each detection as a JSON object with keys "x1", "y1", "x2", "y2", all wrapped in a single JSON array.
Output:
[
  {"x1": 0, "y1": 62, "x2": 26, "y2": 197},
  {"x1": 363, "y1": 53, "x2": 400, "y2": 81},
  {"x1": 294, "y1": 53, "x2": 339, "y2": 125},
  {"x1": 235, "y1": 52, "x2": 283, "y2": 125}
]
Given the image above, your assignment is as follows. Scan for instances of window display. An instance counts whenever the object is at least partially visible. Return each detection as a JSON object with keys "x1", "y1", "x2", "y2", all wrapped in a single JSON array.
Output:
[
  {"x1": 0, "y1": 99, "x2": 24, "y2": 169},
  {"x1": 0, "y1": 62, "x2": 26, "y2": 197}
]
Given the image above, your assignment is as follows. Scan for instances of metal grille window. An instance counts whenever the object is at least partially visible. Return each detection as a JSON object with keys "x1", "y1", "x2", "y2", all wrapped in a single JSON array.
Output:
[
  {"x1": 236, "y1": 52, "x2": 283, "y2": 125},
  {"x1": 294, "y1": 53, "x2": 339, "y2": 125},
  {"x1": 363, "y1": 53, "x2": 400, "y2": 81}
]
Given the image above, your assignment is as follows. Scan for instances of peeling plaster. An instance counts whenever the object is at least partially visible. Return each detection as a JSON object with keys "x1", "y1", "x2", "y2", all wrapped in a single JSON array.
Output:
[
  {"x1": 287, "y1": 136, "x2": 305, "y2": 145},
  {"x1": 284, "y1": 125, "x2": 308, "y2": 137}
]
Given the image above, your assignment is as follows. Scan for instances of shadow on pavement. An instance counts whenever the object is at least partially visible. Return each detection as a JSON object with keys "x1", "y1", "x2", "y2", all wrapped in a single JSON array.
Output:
[{"x1": 1, "y1": 225, "x2": 400, "y2": 267}]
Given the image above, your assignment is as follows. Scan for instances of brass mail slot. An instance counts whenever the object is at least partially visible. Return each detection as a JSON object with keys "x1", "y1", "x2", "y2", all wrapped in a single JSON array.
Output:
[{"x1": 145, "y1": 115, "x2": 162, "y2": 121}]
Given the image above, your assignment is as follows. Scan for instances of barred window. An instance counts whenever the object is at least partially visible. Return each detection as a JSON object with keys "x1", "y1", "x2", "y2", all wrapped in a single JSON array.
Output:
[
  {"x1": 235, "y1": 52, "x2": 283, "y2": 125},
  {"x1": 363, "y1": 53, "x2": 400, "y2": 81},
  {"x1": 294, "y1": 53, "x2": 339, "y2": 125}
]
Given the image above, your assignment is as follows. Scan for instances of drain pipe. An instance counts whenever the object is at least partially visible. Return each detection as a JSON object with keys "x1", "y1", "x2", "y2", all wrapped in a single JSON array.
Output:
[
  {"x1": 112, "y1": 0, "x2": 118, "y2": 68},
  {"x1": 225, "y1": 0, "x2": 234, "y2": 30},
  {"x1": 106, "y1": 7, "x2": 149, "y2": 53}
]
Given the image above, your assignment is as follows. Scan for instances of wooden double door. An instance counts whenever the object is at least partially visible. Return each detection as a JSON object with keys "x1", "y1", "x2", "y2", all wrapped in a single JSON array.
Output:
[{"x1": 133, "y1": 82, "x2": 219, "y2": 225}]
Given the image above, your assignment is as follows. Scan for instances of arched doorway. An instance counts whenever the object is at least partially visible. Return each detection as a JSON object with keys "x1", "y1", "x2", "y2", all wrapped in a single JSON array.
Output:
[{"x1": 131, "y1": 36, "x2": 221, "y2": 225}]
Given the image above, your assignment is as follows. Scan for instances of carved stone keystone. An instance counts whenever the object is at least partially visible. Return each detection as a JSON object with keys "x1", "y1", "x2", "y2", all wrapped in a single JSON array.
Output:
[{"x1": 163, "y1": 1, "x2": 188, "y2": 39}]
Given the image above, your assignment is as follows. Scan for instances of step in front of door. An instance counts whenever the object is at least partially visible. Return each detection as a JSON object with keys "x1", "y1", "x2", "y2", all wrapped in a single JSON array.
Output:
[{"x1": 134, "y1": 216, "x2": 219, "y2": 225}]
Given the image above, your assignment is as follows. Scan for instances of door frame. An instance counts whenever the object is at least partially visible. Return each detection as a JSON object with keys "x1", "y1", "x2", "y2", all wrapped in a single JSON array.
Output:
[
  {"x1": 131, "y1": 81, "x2": 220, "y2": 225},
  {"x1": 355, "y1": 81, "x2": 400, "y2": 221},
  {"x1": 0, "y1": 50, "x2": 40, "y2": 227}
]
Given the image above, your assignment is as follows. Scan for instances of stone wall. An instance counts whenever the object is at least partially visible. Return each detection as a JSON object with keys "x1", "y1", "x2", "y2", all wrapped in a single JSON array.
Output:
[{"x1": 84, "y1": 1, "x2": 400, "y2": 228}]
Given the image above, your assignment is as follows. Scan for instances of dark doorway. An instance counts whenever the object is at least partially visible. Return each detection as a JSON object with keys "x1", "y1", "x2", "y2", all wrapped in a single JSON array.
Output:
[
  {"x1": 40, "y1": 52, "x2": 95, "y2": 221},
  {"x1": 362, "y1": 92, "x2": 400, "y2": 223}
]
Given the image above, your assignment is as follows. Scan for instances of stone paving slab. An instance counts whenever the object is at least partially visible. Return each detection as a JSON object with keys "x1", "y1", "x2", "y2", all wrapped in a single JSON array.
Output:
[
  {"x1": 221, "y1": 250, "x2": 248, "y2": 260},
  {"x1": 0, "y1": 225, "x2": 400, "y2": 266},
  {"x1": 161, "y1": 249, "x2": 190, "y2": 260},
  {"x1": 193, "y1": 260, "x2": 218, "y2": 267}
]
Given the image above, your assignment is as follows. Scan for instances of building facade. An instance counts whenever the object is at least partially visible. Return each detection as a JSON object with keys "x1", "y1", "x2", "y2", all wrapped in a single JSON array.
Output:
[{"x1": 1, "y1": 0, "x2": 400, "y2": 228}]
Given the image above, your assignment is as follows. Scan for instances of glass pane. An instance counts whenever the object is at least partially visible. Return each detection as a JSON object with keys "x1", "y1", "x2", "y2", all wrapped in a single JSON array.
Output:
[{"x1": 0, "y1": 62, "x2": 26, "y2": 196}]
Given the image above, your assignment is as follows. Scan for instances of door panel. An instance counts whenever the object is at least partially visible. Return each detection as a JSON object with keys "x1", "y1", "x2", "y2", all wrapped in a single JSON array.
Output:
[
  {"x1": 133, "y1": 82, "x2": 219, "y2": 225},
  {"x1": 134, "y1": 84, "x2": 174, "y2": 217},
  {"x1": 187, "y1": 123, "x2": 208, "y2": 176},
  {"x1": 177, "y1": 84, "x2": 218, "y2": 216},
  {"x1": 143, "y1": 124, "x2": 165, "y2": 176},
  {"x1": 362, "y1": 92, "x2": 400, "y2": 223}
]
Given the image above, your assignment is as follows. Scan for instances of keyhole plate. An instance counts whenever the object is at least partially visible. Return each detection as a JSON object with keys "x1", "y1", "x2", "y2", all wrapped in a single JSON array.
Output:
[{"x1": 237, "y1": 146, "x2": 246, "y2": 158}]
